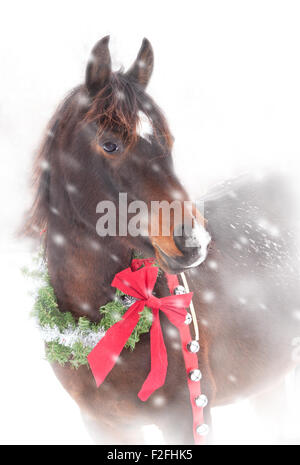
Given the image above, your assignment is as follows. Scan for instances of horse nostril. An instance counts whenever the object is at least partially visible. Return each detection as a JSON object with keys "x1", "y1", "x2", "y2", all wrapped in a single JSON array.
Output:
[
  {"x1": 155, "y1": 223, "x2": 210, "y2": 272},
  {"x1": 173, "y1": 223, "x2": 202, "y2": 254}
]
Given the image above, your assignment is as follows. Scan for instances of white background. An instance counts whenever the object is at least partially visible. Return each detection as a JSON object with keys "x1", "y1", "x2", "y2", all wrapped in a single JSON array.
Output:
[{"x1": 1, "y1": 0, "x2": 300, "y2": 444}]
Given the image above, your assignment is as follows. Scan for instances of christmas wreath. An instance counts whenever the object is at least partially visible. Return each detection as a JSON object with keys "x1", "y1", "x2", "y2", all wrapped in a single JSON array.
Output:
[{"x1": 22, "y1": 252, "x2": 153, "y2": 368}]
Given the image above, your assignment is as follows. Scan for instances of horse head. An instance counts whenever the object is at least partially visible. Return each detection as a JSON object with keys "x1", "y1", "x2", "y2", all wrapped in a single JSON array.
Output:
[{"x1": 28, "y1": 36, "x2": 210, "y2": 274}]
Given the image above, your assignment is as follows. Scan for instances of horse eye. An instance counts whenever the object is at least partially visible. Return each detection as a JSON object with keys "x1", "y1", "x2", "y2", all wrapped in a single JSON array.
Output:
[{"x1": 102, "y1": 141, "x2": 118, "y2": 153}]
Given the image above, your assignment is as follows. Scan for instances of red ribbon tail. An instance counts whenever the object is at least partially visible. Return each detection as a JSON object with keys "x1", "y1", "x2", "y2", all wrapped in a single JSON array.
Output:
[
  {"x1": 138, "y1": 309, "x2": 168, "y2": 402},
  {"x1": 88, "y1": 301, "x2": 144, "y2": 387}
]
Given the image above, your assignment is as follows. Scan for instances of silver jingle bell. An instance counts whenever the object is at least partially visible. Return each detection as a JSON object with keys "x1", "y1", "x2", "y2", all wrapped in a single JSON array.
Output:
[
  {"x1": 119, "y1": 295, "x2": 136, "y2": 308},
  {"x1": 196, "y1": 423, "x2": 210, "y2": 436},
  {"x1": 185, "y1": 313, "x2": 192, "y2": 325},
  {"x1": 189, "y1": 369, "x2": 202, "y2": 382},
  {"x1": 195, "y1": 394, "x2": 208, "y2": 408},
  {"x1": 174, "y1": 285, "x2": 186, "y2": 295},
  {"x1": 187, "y1": 340, "x2": 200, "y2": 353}
]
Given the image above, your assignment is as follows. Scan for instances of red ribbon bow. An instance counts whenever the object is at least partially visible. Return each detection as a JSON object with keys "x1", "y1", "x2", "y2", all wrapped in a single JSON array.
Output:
[
  {"x1": 87, "y1": 261, "x2": 193, "y2": 401},
  {"x1": 130, "y1": 257, "x2": 156, "y2": 272}
]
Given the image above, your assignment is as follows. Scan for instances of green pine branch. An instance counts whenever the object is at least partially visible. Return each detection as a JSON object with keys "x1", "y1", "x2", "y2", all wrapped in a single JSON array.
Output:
[{"x1": 24, "y1": 250, "x2": 154, "y2": 368}]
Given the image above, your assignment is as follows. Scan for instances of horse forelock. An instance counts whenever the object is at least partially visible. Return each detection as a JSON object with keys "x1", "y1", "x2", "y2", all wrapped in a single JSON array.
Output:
[{"x1": 83, "y1": 72, "x2": 173, "y2": 149}]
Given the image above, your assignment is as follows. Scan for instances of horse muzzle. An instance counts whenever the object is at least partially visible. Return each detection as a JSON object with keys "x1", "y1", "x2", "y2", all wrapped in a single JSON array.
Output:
[{"x1": 153, "y1": 223, "x2": 211, "y2": 274}]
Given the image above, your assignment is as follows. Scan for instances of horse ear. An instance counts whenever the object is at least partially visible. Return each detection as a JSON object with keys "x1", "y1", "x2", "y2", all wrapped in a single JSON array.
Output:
[
  {"x1": 125, "y1": 38, "x2": 154, "y2": 89},
  {"x1": 85, "y1": 36, "x2": 111, "y2": 96}
]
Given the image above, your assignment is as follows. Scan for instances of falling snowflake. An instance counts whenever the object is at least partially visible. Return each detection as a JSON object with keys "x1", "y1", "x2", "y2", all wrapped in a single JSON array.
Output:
[
  {"x1": 50, "y1": 207, "x2": 59, "y2": 216},
  {"x1": 207, "y1": 260, "x2": 218, "y2": 270},
  {"x1": 202, "y1": 290, "x2": 215, "y2": 303},
  {"x1": 40, "y1": 160, "x2": 50, "y2": 171},
  {"x1": 66, "y1": 183, "x2": 78, "y2": 194},
  {"x1": 52, "y1": 233, "x2": 66, "y2": 246},
  {"x1": 79, "y1": 302, "x2": 91, "y2": 311},
  {"x1": 152, "y1": 396, "x2": 166, "y2": 407}
]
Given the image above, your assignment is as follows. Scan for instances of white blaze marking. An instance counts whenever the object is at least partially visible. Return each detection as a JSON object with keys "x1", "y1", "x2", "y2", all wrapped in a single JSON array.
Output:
[{"x1": 137, "y1": 111, "x2": 153, "y2": 141}]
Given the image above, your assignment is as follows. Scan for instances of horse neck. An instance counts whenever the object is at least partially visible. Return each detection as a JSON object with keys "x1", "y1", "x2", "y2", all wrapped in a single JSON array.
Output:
[{"x1": 46, "y1": 216, "x2": 133, "y2": 322}]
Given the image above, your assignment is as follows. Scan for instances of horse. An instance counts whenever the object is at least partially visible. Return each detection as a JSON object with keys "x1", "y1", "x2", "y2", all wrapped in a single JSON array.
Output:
[{"x1": 23, "y1": 36, "x2": 300, "y2": 444}]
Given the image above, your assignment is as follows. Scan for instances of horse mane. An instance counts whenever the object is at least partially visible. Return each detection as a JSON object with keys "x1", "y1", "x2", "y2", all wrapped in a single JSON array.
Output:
[{"x1": 22, "y1": 72, "x2": 173, "y2": 238}]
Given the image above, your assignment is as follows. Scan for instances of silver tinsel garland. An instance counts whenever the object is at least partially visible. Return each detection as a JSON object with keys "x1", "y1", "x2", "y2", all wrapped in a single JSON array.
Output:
[{"x1": 38, "y1": 322, "x2": 106, "y2": 349}]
